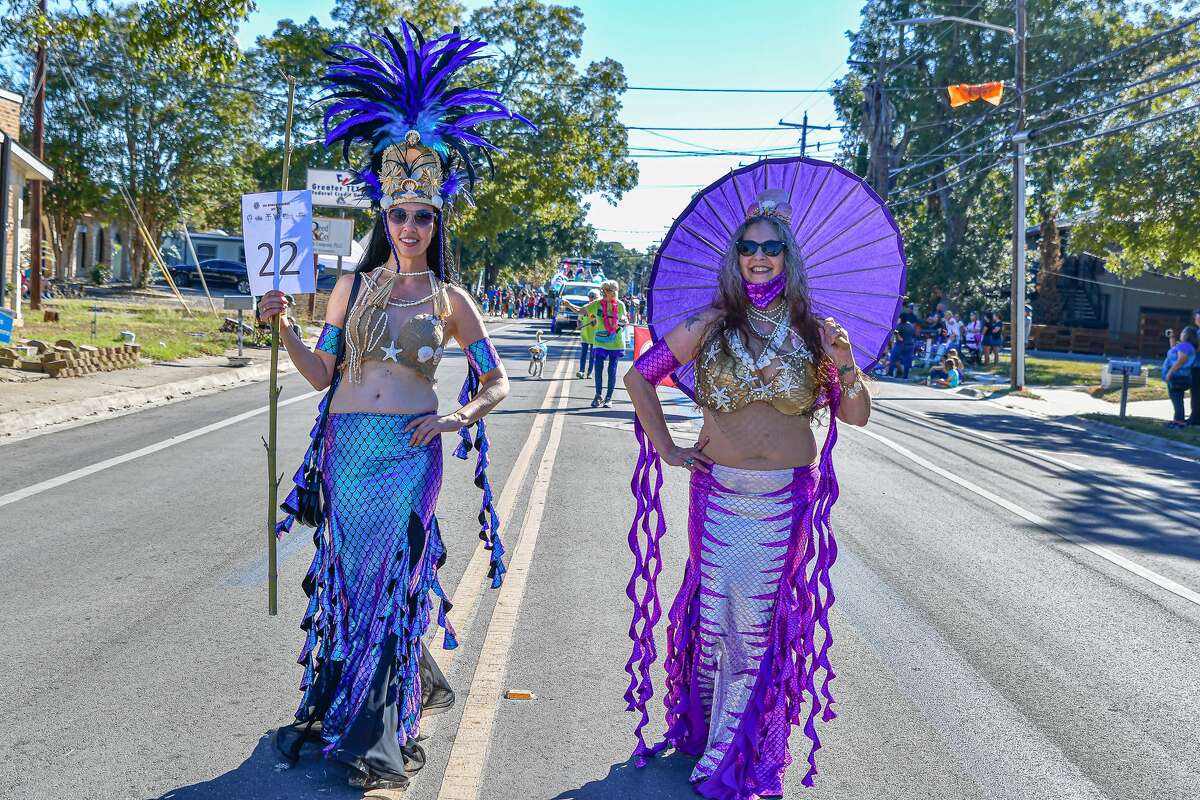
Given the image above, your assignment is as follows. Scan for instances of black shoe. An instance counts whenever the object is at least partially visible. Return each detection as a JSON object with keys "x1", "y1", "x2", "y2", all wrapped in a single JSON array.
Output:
[
  {"x1": 402, "y1": 741, "x2": 426, "y2": 775},
  {"x1": 591, "y1": 396, "x2": 601, "y2": 408}
]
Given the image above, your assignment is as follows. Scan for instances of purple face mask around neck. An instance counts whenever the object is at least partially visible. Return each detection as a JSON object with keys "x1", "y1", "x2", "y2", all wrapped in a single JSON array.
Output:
[{"x1": 744, "y1": 272, "x2": 786, "y2": 309}]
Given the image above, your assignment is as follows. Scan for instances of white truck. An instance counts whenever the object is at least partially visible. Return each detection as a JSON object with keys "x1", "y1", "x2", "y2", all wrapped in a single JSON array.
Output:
[{"x1": 550, "y1": 279, "x2": 602, "y2": 335}]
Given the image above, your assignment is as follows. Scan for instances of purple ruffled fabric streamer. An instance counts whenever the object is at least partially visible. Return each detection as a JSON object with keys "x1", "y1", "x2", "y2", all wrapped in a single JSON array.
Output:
[
  {"x1": 455, "y1": 362, "x2": 505, "y2": 588},
  {"x1": 624, "y1": 365, "x2": 843, "y2": 798}
]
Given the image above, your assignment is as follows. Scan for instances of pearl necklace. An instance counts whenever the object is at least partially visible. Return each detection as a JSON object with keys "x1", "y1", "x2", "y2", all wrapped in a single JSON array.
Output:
[
  {"x1": 732, "y1": 313, "x2": 791, "y2": 371},
  {"x1": 386, "y1": 271, "x2": 438, "y2": 308}
]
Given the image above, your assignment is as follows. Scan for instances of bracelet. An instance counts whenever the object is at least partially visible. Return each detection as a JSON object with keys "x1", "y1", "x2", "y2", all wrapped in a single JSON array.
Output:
[{"x1": 839, "y1": 366, "x2": 866, "y2": 399}]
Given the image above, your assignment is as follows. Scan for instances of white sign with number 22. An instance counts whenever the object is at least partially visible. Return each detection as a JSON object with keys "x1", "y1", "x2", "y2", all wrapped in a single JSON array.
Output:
[{"x1": 240, "y1": 190, "x2": 316, "y2": 297}]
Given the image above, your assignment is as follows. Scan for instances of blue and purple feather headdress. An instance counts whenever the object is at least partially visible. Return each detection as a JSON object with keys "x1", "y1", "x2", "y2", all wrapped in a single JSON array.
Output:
[{"x1": 321, "y1": 20, "x2": 536, "y2": 214}]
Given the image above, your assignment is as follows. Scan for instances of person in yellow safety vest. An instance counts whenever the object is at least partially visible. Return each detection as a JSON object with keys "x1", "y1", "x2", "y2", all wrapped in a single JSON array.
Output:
[{"x1": 576, "y1": 288, "x2": 600, "y2": 379}]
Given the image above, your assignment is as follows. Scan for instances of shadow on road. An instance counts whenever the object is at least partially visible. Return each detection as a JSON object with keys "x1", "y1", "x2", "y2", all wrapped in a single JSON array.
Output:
[
  {"x1": 157, "y1": 732, "x2": 357, "y2": 800},
  {"x1": 877, "y1": 402, "x2": 1200, "y2": 565},
  {"x1": 549, "y1": 754, "x2": 698, "y2": 799}
]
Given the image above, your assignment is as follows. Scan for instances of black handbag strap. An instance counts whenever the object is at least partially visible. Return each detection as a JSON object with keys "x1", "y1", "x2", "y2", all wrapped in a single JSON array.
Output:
[{"x1": 312, "y1": 271, "x2": 363, "y2": 452}]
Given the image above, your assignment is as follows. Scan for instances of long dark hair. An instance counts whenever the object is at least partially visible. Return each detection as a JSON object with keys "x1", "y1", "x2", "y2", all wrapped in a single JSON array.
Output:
[
  {"x1": 1181, "y1": 326, "x2": 1198, "y2": 348},
  {"x1": 355, "y1": 210, "x2": 458, "y2": 285},
  {"x1": 702, "y1": 214, "x2": 827, "y2": 374}
]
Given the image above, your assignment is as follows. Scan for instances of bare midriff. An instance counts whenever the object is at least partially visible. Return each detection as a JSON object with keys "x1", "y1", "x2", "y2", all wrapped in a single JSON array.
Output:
[
  {"x1": 699, "y1": 401, "x2": 818, "y2": 470},
  {"x1": 329, "y1": 361, "x2": 439, "y2": 416}
]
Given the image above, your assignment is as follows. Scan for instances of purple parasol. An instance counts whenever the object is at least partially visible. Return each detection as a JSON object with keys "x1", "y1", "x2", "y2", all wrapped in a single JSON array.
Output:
[{"x1": 647, "y1": 156, "x2": 906, "y2": 399}]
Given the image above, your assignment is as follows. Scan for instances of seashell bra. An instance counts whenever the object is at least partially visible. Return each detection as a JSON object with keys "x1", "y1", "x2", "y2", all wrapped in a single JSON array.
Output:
[
  {"x1": 336, "y1": 269, "x2": 451, "y2": 383},
  {"x1": 351, "y1": 308, "x2": 447, "y2": 381},
  {"x1": 694, "y1": 331, "x2": 822, "y2": 416}
]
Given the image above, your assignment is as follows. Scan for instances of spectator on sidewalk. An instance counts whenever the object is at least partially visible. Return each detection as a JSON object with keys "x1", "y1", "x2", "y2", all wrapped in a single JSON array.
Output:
[
  {"x1": 927, "y1": 357, "x2": 961, "y2": 389},
  {"x1": 944, "y1": 311, "x2": 963, "y2": 353},
  {"x1": 922, "y1": 310, "x2": 947, "y2": 366},
  {"x1": 982, "y1": 311, "x2": 1003, "y2": 365},
  {"x1": 1190, "y1": 309, "x2": 1200, "y2": 426},
  {"x1": 1164, "y1": 326, "x2": 1197, "y2": 429},
  {"x1": 887, "y1": 317, "x2": 918, "y2": 379}
]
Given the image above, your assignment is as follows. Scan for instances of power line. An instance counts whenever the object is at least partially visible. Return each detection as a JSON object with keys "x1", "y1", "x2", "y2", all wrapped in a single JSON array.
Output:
[
  {"x1": 1031, "y1": 75, "x2": 1200, "y2": 138},
  {"x1": 1027, "y1": 100, "x2": 1200, "y2": 155},
  {"x1": 886, "y1": 13, "x2": 1200, "y2": 179},
  {"x1": 522, "y1": 81, "x2": 834, "y2": 94},
  {"x1": 1025, "y1": 13, "x2": 1200, "y2": 95},
  {"x1": 888, "y1": 154, "x2": 1011, "y2": 208},
  {"x1": 1028, "y1": 56, "x2": 1200, "y2": 122},
  {"x1": 888, "y1": 97, "x2": 1200, "y2": 208}
]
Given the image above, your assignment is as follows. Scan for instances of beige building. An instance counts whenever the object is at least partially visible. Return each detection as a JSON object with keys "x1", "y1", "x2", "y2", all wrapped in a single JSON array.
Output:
[{"x1": 1, "y1": 87, "x2": 54, "y2": 326}]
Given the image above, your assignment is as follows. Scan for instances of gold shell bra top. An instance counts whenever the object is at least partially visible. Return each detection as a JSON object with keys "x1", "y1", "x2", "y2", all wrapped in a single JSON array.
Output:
[
  {"x1": 342, "y1": 269, "x2": 450, "y2": 383},
  {"x1": 695, "y1": 331, "x2": 821, "y2": 416},
  {"x1": 352, "y1": 309, "x2": 446, "y2": 381}
]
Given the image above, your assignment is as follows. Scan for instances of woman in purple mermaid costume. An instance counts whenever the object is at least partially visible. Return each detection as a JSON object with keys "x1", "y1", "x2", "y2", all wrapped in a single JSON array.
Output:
[
  {"x1": 258, "y1": 20, "x2": 533, "y2": 798},
  {"x1": 623, "y1": 189, "x2": 873, "y2": 799}
]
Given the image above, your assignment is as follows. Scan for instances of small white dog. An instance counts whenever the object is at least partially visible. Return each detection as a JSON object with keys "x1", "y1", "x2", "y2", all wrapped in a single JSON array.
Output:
[{"x1": 528, "y1": 330, "x2": 547, "y2": 378}]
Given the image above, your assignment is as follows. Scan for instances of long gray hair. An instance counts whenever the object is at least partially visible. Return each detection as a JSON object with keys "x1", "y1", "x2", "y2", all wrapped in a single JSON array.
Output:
[{"x1": 702, "y1": 214, "x2": 827, "y2": 373}]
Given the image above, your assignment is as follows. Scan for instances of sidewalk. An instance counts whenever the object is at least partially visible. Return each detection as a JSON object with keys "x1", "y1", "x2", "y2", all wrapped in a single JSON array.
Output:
[
  {"x1": 956, "y1": 382, "x2": 1174, "y2": 422},
  {"x1": 949, "y1": 378, "x2": 1198, "y2": 458},
  {"x1": 0, "y1": 346, "x2": 295, "y2": 439}
]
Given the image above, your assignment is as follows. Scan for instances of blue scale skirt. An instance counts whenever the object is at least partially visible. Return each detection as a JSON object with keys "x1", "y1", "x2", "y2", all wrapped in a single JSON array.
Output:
[{"x1": 278, "y1": 412, "x2": 456, "y2": 781}]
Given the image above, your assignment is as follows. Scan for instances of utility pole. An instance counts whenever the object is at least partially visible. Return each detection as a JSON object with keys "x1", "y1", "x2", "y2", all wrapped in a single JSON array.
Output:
[
  {"x1": 778, "y1": 111, "x2": 834, "y2": 158},
  {"x1": 1010, "y1": 0, "x2": 1028, "y2": 390},
  {"x1": 892, "y1": 9, "x2": 1025, "y2": 387},
  {"x1": 29, "y1": 0, "x2": 47, "y2": 310}
]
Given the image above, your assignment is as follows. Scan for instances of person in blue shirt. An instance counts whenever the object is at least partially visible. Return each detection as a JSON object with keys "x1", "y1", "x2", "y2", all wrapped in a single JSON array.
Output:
[{"x1": 1164, "y1": 326, "x2": 1197, "y2": 429}]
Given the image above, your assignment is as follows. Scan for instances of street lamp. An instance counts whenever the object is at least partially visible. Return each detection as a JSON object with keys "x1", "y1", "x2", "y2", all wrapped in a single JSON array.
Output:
[{"x1": 893, "y1": 3, "x2": 1028, "y2": 390}]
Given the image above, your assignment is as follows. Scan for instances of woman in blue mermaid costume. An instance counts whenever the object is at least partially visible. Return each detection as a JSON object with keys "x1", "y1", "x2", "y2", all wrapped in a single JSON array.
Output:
[
  {"x1": 622, "y1": 190, "x2": 873, "y2": 799},
  {"x1": 257, "y1": 21, "x2": 534, "y2": 797}
]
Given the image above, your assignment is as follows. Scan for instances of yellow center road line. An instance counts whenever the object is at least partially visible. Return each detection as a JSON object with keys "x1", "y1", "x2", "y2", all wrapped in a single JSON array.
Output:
[
  {"x1": 424, "y1": 347, "x2": 573, "y2": 669},
  {"x1": 850, "y1": 425, "x2": 1200, "y2": 608},
  {"x1": 0, "y1": 390, "x2": 323, "y2": 509},
  {"x1": 435, "y1": 344, "x2": 576, "y2": 800}
]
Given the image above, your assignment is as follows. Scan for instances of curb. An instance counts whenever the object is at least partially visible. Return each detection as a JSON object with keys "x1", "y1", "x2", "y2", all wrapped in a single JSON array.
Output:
[
  {"x1": 0, "y1": 361, "x2": 296, "y2": 438},
  {"x1": 1068, "y1": 415, "x2": 1200, "y2": 461}
]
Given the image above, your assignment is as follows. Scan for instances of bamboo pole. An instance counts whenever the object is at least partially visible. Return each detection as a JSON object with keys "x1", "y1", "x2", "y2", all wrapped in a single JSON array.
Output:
[
  {"x1": 180, "y1": 219, "x2": 219, "y2": 316},
  {"x1": 135, "y1": 217, "x2": 192, "y2": 316},
  {"x1": 266, "y1": 75, "x2": 297, "y2": 616}
]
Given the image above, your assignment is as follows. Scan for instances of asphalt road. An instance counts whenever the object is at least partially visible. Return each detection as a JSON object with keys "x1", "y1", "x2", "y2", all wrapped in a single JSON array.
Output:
[{"x1": 2, "y1": 317, "x2": 1198, "y2": 800}]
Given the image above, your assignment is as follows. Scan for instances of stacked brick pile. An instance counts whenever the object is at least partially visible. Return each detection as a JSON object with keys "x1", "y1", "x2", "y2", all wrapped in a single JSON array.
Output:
[{"x1": 0, "y1": 339, "x2": 142, "y2": 377}]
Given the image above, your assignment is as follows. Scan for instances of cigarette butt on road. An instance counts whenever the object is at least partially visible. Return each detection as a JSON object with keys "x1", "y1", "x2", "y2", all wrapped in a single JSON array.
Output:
[{"x1": 504, "y1": 689, "x2": 537, "y2": 701}]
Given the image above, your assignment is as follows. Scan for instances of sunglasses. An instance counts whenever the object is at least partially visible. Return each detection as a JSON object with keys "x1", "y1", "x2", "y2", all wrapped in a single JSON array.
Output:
[
  {"x1": 735, "y1": 239, "x2": 786, "y2": 257},
  {"x1": 387, "y1": 207, "x2": 438, "y2": 227}
]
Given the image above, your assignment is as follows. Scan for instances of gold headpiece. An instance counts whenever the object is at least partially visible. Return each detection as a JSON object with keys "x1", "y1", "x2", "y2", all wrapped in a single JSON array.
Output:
[
  {"x1": 377, "y1": 131, "x2": 444, "y2": 210},
  {"x1": 746, "y1": 188, "x2": 793, "y2": 225}
]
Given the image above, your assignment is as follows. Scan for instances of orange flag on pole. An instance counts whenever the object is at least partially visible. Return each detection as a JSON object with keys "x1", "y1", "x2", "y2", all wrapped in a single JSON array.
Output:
[{"x1": 946, "y1": 81, "x2": 1005, "y2": 108}]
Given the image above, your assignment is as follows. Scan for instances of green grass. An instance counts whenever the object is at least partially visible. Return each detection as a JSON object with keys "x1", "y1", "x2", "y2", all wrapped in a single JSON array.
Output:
[
  {"x1": 15, "y1": 299, "x2": 240, "y2": 362},
  {"x1": 1081, "y1": 413, "x2": 1200, "y2": 448},
  {"x1": 1087, "y1": 384, "x2": 1169, "y2": 403},
  {"x1": 970, "y1": 355, "x2": 1104, "y2": 386}
]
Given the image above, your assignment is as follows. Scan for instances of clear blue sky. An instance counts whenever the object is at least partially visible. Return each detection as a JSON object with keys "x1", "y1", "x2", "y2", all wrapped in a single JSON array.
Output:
[{"x1": 242, "y1": 0, "x2": 865, "y2": 250}]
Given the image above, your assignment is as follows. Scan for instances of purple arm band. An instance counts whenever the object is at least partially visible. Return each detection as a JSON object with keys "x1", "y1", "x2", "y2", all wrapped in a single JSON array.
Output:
[
  {"x1": 464, "y1": 338, "x2": 501, "y2": 376},
  {"x1": 314, "y1": 323, "x2": 341, "y2": 356},
  {"x1": 633, "y1": 337, "x2": 681, "y2": 386}
]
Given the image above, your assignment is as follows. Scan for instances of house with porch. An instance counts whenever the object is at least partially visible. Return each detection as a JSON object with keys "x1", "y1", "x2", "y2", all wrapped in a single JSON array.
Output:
[
  {"x1": 1, "y1": 87, "x2": 54, "y2": 327},
  {"x1": 1028, "y1": 221, "x2": 1200, "y2": 357}
]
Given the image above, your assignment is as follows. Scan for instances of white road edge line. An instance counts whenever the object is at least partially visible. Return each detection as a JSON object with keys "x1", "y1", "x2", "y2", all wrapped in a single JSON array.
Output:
[
  {"x1": 424, "y1": 346, "x2": 572, "y2": 670},
  {"x1": 851, "y1": 425, "x2": 1200, "y2": 609},
  {"x1": 0, "y1": 389, "x2": 322, "y2": 510},
  {"x1": 435, "y1": 343, "x2": 575, "y2": 800},
  {"x1": 0, "y1": 326, "x2": 527, "y2": 509},
  {"x1": 873, "y1": 400, "x2": 1200, "y2": 524}
]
